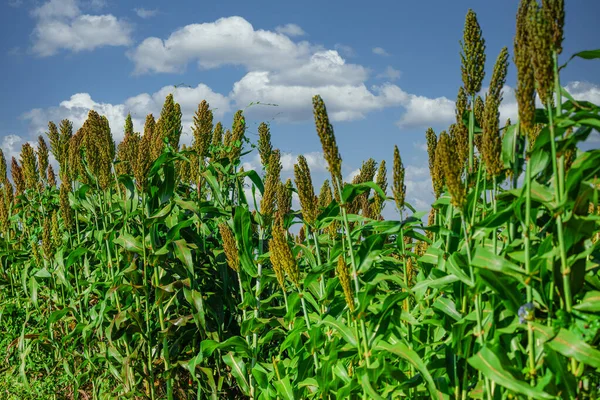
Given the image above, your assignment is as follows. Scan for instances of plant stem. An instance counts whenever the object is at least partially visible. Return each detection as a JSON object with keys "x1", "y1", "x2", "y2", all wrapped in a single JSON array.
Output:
[{"x1": 523, "y1": 140, "x2": 536, "y2": 390}]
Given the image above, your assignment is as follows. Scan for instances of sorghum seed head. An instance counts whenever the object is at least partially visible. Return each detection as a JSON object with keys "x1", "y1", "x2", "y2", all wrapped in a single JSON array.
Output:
[
  {"x1": 47, "y1": 165, "x2": 57, "y2": 188},
  {"x1": 313, "y1": 95, "x2": 342, "y2": 201},
  {"x1": 371, "y1": 160, "x2": 388, "y2": 219},
  {"x1": 450, "y1": 123, "x2": 469, "y2": 170},
  {"x1": 456, "y1": 87, "x2": 469, "y2": 124},
  {"x1": 294, "y1": 154, "x2": 318, "y2": 225},
  {"x1": 439, "y1": 131, "x2": 466, "y2": 209},
  {"x1": 336, "y1": 255, "x2": 355, "y2": 312},
  {"x1": 37, "y1": 136, "x2": 49, "y2": 185},
  {"x1": 515, "y1": 0, "x2": 537, "y2": 136},
  {"x1": 258, "y1": 122, "x2": 273, "y2": 170},
  {"x1": 192, "y1": 100, "x2": 214, "y2": 159},
  {"x1": 318, "y1": 179, "x2": 333, "y2": 209},
  {"x1": 219, "y1": 223, "x2": 240, "y2": 273},
  {"x1": 393, "y1": 146, "x2": 406, "y2": 212},
  {"x1": 11, "y1": 157, "x2": 24, "y2": 197},
  {"x1": 20, "y1": 143, "x2": 39, "y2": 191},
  {"x1": 276, "y1": 178, "x2": 293, "y2": 217},
  {"x1": 260, "y1": 149, "x2": 282, "y2": 224},
  {"x1": 460, "y1": 9, "x2": 487, "y2": 96},
  {"x1": 528, "y1": 2, "x2": 554, "y2": 102},
  {"x1": 542, "y1": 0, "x2": 564, "y2": 54}
]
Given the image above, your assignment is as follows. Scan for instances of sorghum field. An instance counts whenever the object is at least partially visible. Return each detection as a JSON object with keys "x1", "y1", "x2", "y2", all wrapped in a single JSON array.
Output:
[{"x1": 1, "y1": 1, "x2": 599, "y2": 399}]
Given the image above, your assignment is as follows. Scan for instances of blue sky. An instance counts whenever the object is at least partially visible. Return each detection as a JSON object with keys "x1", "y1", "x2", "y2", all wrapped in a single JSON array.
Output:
[{"x1": 1, "y1": 0, "x2": 599, "y2": 215}]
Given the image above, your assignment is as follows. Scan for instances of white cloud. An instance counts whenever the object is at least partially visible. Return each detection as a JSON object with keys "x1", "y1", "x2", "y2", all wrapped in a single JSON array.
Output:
[
  {"x1": 377, "y1": 66, "x2": 401, "y2": 81},
  {"x1": 372, "y1": 47, "x2": 390, "y2": 56},
  {"x1": 126, "y1": 16, "x2": 464, "y2": 127},
  {"x1": 21, "y1": 84, "x2": 230, "y2": 145},
  {"x1": 8, "y1": 0, "x2": 23, "y2": 7},
  {"x1": 31, "y1": 0, "x2": 80, "y2": 19},
  {"x1": 128, "y1": 16, "x2": 317, "y2": 74},
  {"x1": 334, "y1": 44, "x2": 355, "y2": 58},
  {"x1": 1, "y1": 135, "x2": 27, "y2": 164},
  {"x1": 344, "y1": 168, "x2": 361, "y2": 183},
  {"x1": 564, "y1": 81, "x2": 600, "y2": 105},
  {"x1": 230, "y1": 74, "x2": 405, "y2": 122},
  {"x1": 395, "y1": 94, "x2": 455, "y2": 129},
  {"x1": 31, "y1": 0, "x2": 132, "y2": 57},
  {"x1": 279, "y1": 151, "x2": 327, "y2": 173},
  {"x1": 134, "y1": 7, "x2": 158, "y2": 19},
  {"x1": 275, "y1": 23, "x2": 305, "y2": 37}
]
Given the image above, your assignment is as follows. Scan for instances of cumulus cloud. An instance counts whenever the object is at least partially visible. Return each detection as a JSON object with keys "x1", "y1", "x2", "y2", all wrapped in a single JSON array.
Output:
[
  {"x1": 395, "y1": 94, "x2": 455, "y2": 128},
  {"x1": 372, "y1": 47, "x2": 390, "y2": 56},
  {"x1": 126, "y1": 16, "x2": 469, "y2": 127},
  {"x1": 275, "y1": 23, "x2": 305, "y2": 37},
  {"x1": 21, "y1": 84, "x2": 230, "y2": 144},
  {"x1": 31, "y1": 0, "x2": 132, "y2": 56},
  {"x1": 231, "y1": 75, "x2": 405, "y2": 122},
  {"x1": 134, "y1": 7, "x2": 158, "y2": 19},
  {"x1": 334, "y1": 44, "x2": 355, "y2": 58},
  {"x1": 128, "y1": 16, "x2": 317, "y2": 74},
  {"x1": 376, "y1": 66, "x2": 401, "y2": 81}
]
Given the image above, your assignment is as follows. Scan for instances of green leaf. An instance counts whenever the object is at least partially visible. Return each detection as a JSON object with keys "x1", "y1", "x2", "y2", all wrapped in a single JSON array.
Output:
[
  {"x1": 471, "y1": 247, "x2": 527, "y2": 281},
  {"x1": 574, "y1": 291, "x2": 600, "y2": 312},
  {"x1": 468, "y1": 347, "x2": 554, "y2": 399},
  {"x1": 173, "y1": 239, "x2": 194, "y2": 274},
  {"x1": 534, "y1": 325, "x2": 600, "y2": 369},
  {"x1": 374, "y1": 340, "x2": 443, "y2": 400},
  {"x1": 433, "y1": 297, "x2": 463, "y2": 321},
  {"x1": 273, "y1": 376, "x2": 295, "y2": 400},
  {"x1": 342, "y1": 181, "x2": 387, "y2": 205},
  {"x1": 360, "y1": 373, "x2": 385, "y2": 400},
  {"x1": 222, "y1": 352, "x2": 250, "y2": 395},
  {"x1": 65, "y1": 248, "x2": 88, "y2": 269},
  {"x1": 233, "y1": 206, "x2": 257, "y2": 277},
  {"x1": 321, "y1": 315, "x2": 358, "y2": 348},
  {"x1": 561, "y1": 49, "x2": 600, "y2": 69},
  {"x1": 114, "y1": 233, "x2": 144, "y2": 255}
]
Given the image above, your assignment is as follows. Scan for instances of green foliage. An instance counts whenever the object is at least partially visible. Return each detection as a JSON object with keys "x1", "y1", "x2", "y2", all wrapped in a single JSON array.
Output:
[{"x1": 1, "y1": 3, "x2": 600, "y2": 400}]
